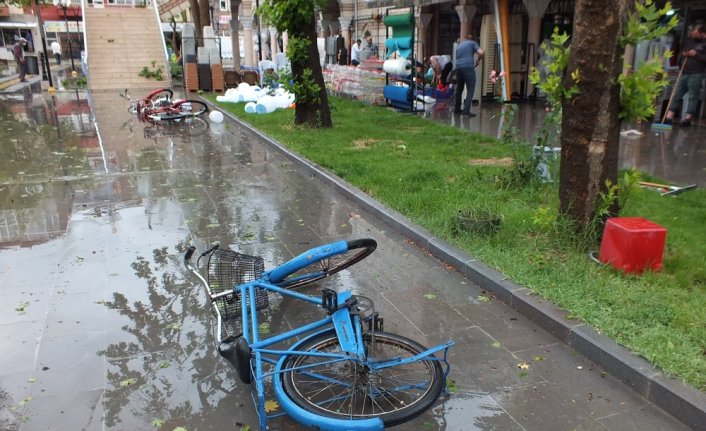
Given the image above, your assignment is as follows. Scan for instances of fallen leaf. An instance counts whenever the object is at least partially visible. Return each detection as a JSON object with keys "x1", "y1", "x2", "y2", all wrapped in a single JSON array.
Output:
[
  {"x1": 424, "y1": 292, "x2": 437, "y2": 300},
  {"x1": 166, "y1": 323, "x2": 182, "y2": 331},
  {"x1": 151, "y1": 418, "x2": 165, "y2": 427},
  {"x1": 120, "y1": 378, "x2": 137, "y2": 387},
  {"x1": 533, "y1": 355, "x2": 545, "y2": 362},
  {"x1": 159, "y1": 360, "x2": 170, "y2": 369},
  {"x1": 492, "y1": 341, "x2": 501, "y2": 348},
  {"x1": 258, "y1": 323, "x2": 270, "y2": 334},
  {"x1": 445, "y1": 378, "x2": 458, "y2": 393},
  {"x1": 517, "y1": 362, "x2": 530, "y2": 370},
  {"x1": 477, "y1": 295, "x2": 490, "y2": 303},
  {"x1": 27, "y1": 377, "x2": 37, "y2": 383},
  {"x1": 264, "y1": 399, "x2": 280, "y2": 413}
]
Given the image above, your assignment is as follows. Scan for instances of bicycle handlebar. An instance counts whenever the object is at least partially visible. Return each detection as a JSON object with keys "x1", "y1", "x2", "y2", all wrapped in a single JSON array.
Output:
[{"x1": 185, "y1": 245, "x2": 196, "y2": 261}]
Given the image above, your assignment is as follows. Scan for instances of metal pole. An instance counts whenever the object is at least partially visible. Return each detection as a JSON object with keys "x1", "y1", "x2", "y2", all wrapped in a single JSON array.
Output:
[
  {"x1": 64, "y1": 5, "x2": 75, "y2": 70},
  {"x1": 255, "y1": 0, "x2": 261, "y2": 62},
  {"x1": 33, "y1": 0, "x2": 54, "y2": 88}
]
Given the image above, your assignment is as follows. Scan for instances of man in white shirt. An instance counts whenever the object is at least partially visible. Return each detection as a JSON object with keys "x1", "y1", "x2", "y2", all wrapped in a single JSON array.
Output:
[
  {"x1": 351, "y1": 39, "x2": 361, "y2": 66},
  {"x1": 51, "y1": 40, "x2": 62, "y2": 65}
]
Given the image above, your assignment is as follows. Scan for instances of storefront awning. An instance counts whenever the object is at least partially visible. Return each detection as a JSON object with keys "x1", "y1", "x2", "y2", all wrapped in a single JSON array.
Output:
[{"x1": 0, "y1": 21, "x2": 38, "y2": 28}]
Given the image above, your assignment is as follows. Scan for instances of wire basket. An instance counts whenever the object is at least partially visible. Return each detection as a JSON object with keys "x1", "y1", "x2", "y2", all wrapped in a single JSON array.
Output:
[{"x1": 207, "y1": 248, "x2": 269, "y2": 321}]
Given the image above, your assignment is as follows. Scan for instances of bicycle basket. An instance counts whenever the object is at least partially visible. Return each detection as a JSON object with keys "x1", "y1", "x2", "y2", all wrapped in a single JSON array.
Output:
[{"x1": 207, "y1": 248, "x2": 269, "y2": 321}]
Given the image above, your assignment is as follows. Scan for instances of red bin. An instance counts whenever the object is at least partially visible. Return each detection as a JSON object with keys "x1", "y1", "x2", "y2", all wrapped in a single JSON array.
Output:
[{"x1": 599, "y1": 217, "x2": 667, "y2": 274}]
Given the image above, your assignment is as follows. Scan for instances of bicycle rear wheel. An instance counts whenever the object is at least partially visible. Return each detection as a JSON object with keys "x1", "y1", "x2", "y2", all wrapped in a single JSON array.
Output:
[
  {"x1": 280, "y1": 330, "x2": 444, "y2": 427},
  {"x1": 147, "y1": 88, "x2": 174, "y2": 102},
  {"x1": 275, "y1": 239, "x2": 376, "y2": 289},
  {"x1": 173, "y1": 100, "x2": 209, "y2": 117}
]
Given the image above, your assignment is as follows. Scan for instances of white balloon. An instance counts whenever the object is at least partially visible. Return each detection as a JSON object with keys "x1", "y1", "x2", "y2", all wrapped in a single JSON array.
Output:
[{"x1": 209, "y1": 110, "x2": 224, "y2": 123}]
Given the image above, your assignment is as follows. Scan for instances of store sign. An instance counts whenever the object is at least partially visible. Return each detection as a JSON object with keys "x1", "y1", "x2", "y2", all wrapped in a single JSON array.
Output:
[{"x1": 44, "y1": 21, "x2": 84, "y2": 32}]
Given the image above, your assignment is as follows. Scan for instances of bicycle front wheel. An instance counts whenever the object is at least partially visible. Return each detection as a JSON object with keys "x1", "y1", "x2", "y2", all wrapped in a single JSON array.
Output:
[
  {"x1": 174, "y1": 100, "x2": 209, "y2": 117},
  {"x1": 280, "y1": 330, "x2": 444, "y2": 427},
  {"x1": 275, "y1": 239, "x2": 376, "y2": 289}
]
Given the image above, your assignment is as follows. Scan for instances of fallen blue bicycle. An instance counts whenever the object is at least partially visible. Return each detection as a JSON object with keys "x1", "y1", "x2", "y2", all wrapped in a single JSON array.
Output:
[{"x1": 184, "y1": 238, "x2": 453, "y2": 430}]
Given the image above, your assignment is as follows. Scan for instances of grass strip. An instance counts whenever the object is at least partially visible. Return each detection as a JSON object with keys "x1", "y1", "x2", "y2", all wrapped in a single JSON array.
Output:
[{"x1": 208, "y1": 94, "x2": 706, "y2": 391}]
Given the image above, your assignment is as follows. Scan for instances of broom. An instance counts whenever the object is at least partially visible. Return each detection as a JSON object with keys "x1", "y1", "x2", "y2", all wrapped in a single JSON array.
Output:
[{"x1": 652, "y1": 60, "x2": 685, "y2": 131}]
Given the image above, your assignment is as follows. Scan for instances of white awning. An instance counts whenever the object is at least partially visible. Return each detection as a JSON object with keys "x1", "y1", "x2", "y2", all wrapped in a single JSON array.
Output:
[{"x1": 0, "y1": 22, "x2": 38, "y2": 28}]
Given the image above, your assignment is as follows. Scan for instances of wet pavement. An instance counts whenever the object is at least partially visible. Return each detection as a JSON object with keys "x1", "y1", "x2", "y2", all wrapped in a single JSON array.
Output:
[
  {"x1": 421, "y1": 100, "x2": 706, "y2": 188},
  {"x1": 0, "y1": 83, "x2": 698, "y2": 431}
]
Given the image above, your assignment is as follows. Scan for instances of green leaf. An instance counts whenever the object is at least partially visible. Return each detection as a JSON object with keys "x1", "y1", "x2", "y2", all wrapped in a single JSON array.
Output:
[
  {"x1": 120, "y1": 378, "x2": 138, "y2": 387},
  {"x1": 159, "y1": 360, "x2": 171, "y2": 369},
  {"x1": 166, "y1": 323, "x2": 182, "y2": 331},
  {"x1": 258, "y1": 323, "x2": 270, "y2": 334},
  {"x1": 151, "y1": 418, "x2": 165, "y2": 427},
  {"x1": 423, "y1": 292, "x2": 437, "y2": 300},
  {"x1": 446, "y1": 378, "x2": 458, "y2": 393}
]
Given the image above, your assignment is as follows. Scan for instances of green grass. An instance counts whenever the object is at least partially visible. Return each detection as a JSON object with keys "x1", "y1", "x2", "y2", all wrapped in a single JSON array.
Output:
[{"x1": 208, "y1": 94, "x2": 706, "y2": 391}]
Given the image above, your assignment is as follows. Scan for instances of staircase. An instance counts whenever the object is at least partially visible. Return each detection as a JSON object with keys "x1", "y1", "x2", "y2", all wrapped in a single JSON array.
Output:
[{"x1": 84, "y1": 5, "x2": 170, "y2": 91}]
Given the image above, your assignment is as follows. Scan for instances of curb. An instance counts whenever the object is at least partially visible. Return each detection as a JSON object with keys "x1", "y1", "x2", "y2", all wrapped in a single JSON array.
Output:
[{"x1": 203, "y1": 99, "x2": 706, "y2": 431}]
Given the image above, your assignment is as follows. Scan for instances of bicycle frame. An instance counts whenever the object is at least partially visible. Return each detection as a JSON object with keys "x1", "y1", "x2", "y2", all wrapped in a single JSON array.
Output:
[{"x1": 185, "y1": 242, "x2": 453, "y2": 431}]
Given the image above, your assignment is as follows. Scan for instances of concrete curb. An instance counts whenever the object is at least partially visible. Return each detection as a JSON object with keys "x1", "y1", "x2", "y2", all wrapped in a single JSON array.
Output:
[{"x1": 204, "y1": 100, "x2": 706, "y2": 431}]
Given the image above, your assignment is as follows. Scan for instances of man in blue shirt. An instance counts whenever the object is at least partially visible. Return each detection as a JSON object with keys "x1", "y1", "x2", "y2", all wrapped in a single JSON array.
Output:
[{"x1": 454, "y1": 36, "x2": 484, "y2": 117}]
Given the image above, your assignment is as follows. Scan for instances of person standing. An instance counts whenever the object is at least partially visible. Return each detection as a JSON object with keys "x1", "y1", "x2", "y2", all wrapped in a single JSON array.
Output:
[
  {"x1": 663, "y1": 25, "x2": 706, "y2": 127},
  {"x1": 51, "y1": 40, "x2": 62, "y2": 65},
  {"x1": 13, "y1": 37, "x2": 28, "y2": 83},
  {"x1": 351, "y1": 39, "x2": 362, "y2": 66},
  {"x1": 453, "y1": 35, "x2": 484, "y2": 117},
  {"x1": 363, "y1": 33, "x2": 378, "y2": 59}
]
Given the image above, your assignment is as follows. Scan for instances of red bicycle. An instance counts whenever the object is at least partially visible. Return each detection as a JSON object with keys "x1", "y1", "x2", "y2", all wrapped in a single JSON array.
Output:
[
  {"x1": 120, "y1": 88, "x2": 208, "y2": 124},
  {"x1": 120, "y1": 88, "x2": 174, "y2": 115},
  {"x1": 141, "y1": 99, "x2": 209, "y2": 125}
]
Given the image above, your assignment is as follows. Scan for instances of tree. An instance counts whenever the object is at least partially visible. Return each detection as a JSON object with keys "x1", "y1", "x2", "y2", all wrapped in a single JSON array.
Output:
[
  {"x1": 187, "y1": 0, "x2": 211, "y2": 45},
  {"x1": 559, "y1": 0, "x2": 675, "y2": 230},
  {"x1": 559, "y1": 0, "x2": 633, "y2": 229},
  {"x1": 259, "y1": 0, "x2": 332, "y2": 127}
]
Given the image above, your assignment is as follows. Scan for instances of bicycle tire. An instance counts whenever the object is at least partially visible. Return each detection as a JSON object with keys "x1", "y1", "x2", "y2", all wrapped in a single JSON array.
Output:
[
  {"x1": 280, "y1": 330, "x2": 444, "y2": 427},
  {"x1": 147, "y1": 88, "x2": 174, "y2": 103},
  {"x1": 275, "y1": 239, "x2": 376, "y2": 289},
  {"x1": 174, "y1": 100, "x2": 209, "y2": 117}
]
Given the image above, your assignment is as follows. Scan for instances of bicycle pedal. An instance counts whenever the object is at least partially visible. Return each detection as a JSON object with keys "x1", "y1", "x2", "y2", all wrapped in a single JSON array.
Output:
[{"x1": 321, "y1": 288, "x2": 338, "y2": 314}]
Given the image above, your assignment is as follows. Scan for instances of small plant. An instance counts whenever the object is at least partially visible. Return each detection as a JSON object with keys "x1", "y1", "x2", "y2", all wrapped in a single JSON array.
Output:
[
  {"x1": 169, "y1": 59, "x2": 182, "y2": 78},
  {"x1": 139, "y1": 60, "x2": 164, "y2": 81},
  {"x1": 61, "y1": 73, "x2": 87, "y2": 89}
]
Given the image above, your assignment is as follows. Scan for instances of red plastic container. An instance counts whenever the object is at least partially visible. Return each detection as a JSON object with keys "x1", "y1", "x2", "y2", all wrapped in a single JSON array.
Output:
[{"x1": 599, "y1": 217, "x2": 667, "y2": 274}]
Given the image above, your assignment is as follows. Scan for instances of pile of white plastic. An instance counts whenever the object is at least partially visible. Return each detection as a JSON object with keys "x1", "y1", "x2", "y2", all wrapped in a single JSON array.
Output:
[{"x1": 216, "y1": 83, "x2": 295, "y2": 114}]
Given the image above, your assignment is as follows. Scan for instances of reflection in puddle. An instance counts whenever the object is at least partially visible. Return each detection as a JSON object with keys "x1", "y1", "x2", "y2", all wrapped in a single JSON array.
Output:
[{"x1": 432, "y1": 392, "x2": 508, "y2": 430}]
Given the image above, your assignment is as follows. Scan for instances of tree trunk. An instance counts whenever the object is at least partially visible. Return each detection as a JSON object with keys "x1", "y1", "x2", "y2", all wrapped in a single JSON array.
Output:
[
  {"x1": 291, "y1": 19, "x2": 332, "y2": 127},
  {"x1": 189, "y1": 0, "x2": 202, "y2": 43},
  {"x1": 559, "y1": 0, "x2": 631, "y2": 229},
  {"x1": 200, "y1": 0, "x2": 211, "y2": 31}
]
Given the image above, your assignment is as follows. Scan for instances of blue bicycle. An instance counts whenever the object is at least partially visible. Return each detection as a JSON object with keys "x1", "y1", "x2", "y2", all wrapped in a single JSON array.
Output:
[{"x1": 184, "y1": 239, "x2": 453, "y2": 430}]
